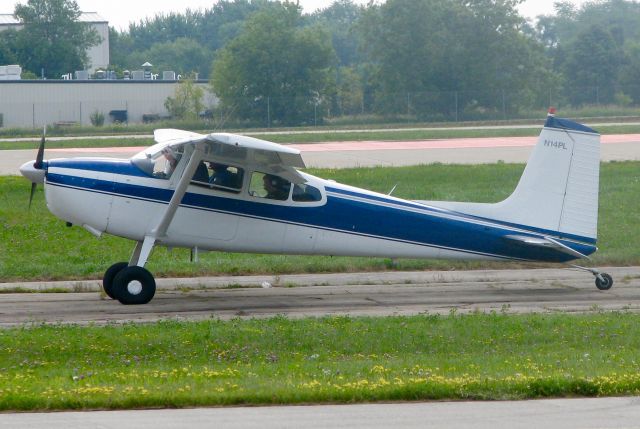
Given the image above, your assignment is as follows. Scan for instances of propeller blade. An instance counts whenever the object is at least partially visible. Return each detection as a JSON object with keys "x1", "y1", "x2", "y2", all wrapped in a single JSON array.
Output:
[
  {"x1": 28, "y1": 182, "x2": 37, "y2": 209},
  {"x1": 27, "y1": 126, "x2": 46, "y2": 209},
  {"x1": 34, "y1": 129, "x2": 46, "y2": 169}
]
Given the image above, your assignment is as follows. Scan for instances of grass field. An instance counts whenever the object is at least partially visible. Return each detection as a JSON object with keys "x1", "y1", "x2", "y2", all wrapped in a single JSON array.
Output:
[
  {"x1": 0, "y1": 161, "x2": 638, "y2": 281},
  {"x1": 1, "y1": 159, "x2": 639, "y2": 411},
  {"x1": 1, "y1": 312, "x2": 640, "y2": 410}
]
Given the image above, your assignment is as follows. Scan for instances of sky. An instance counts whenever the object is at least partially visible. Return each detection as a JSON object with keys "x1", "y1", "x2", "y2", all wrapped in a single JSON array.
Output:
[{"x1": 4, "y1": 0, "x2": 589, "y2": 30}]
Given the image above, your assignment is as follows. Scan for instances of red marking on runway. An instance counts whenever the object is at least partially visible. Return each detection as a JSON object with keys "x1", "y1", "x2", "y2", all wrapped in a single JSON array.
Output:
[
  {"x1": 47, "y1": 134, "x2": 640, "y2": 154},
  {"x1": 289, "y1": 134, "x2": 640, "y2": 152}
]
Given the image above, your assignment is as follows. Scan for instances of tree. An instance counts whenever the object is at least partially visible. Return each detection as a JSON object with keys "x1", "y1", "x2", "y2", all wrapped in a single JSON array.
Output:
[
  {"x1": 211, "y1": 4, "x2": 335, "y2": 125},
  {"x1": 562, "y1": 25, "x2": 623, "y2": 105},
  {"x1": 164, "y1": 78, "x2": 205, "y2": 120},
  {"x1": 310, "y1": 0, "x2": 364, "y2": 67},
  {"x1": 358, "y1": 0, "x2": 552, "y2": 119},
  {"x1": 0, "y1": 29, "x2": 19, "y2": 65},
  {"x1": 13, "y1": 0, "x2": 100, "y2": 78},
  {"x1": 618, "y1": 42, "x2": 640, "y2": 103}
]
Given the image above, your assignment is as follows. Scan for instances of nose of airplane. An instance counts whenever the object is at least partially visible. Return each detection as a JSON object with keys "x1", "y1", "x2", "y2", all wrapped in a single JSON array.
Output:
[{"x1": 19, "y1": 160, "x2": 46, "y2": 184}]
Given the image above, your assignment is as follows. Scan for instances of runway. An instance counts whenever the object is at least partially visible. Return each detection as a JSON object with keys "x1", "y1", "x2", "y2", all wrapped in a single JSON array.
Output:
[
  {"x1": 1, "y1": 132, "x2": 640, "y2": 175},
  {"x1": 0, "y1": 267, "x2": 637, "y2": 326},
  {"x1": 5, "y1": 397, "x2": 640, "y2": 429}
]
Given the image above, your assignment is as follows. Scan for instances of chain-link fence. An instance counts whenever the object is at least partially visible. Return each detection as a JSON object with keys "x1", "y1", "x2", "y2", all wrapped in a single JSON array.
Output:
[
  {"x1": 3, "y1": 82, "x2": 640, "y2": 129},
  {"x1": 210, "y1": 84, "x2": 640, "y2": 128}
]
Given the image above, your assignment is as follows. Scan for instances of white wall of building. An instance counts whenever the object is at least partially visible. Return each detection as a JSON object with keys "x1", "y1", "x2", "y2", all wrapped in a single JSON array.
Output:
[{"x1": 0, "y1": 81, "x2": 212, "y2": 128}]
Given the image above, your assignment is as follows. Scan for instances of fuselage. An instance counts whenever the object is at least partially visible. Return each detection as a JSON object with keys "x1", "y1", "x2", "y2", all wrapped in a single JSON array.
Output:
[{"x1": 42, "y1": 157, "x2": 596, "y2": 263}]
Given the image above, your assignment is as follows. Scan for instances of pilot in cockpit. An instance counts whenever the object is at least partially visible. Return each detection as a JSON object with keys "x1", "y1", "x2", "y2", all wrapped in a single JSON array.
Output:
[
  {"x1": 263, "y1": 174, "x2": 290, "y2": 200},
  {"x1": 161, "y1": 147, "x2": 180, "y2": 177}
]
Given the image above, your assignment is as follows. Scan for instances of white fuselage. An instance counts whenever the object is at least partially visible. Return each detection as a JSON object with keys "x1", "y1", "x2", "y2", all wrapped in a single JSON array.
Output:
[{"x1": 43, "y1": 156, "x2": 595, "y2": 264}]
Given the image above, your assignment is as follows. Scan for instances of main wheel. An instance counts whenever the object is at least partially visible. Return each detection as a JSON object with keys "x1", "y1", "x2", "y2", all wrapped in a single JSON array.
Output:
[
  {"x1": 595, "y1": 273, "x2": 613, "y2": 291},
  {"x1": 112, "y1": 266, "x2": 156, "y2": 305},
  {"x1": 102, "y1": 262, "x2": 129, "y2": 300}
]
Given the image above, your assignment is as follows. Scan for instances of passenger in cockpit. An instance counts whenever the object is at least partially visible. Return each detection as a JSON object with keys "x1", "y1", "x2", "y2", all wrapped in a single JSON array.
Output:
[{"x1": 209, "y1": 163, "x2": 241, "y2": 189}]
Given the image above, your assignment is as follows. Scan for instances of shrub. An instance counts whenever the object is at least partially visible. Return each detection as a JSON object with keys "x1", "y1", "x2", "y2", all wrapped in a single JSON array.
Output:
[{"x1": 90, "y1": 111, "x2": 105, "y2": 127}]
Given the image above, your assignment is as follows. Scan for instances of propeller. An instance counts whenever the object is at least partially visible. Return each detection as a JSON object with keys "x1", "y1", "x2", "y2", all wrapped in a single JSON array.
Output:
[
  {"x1": 20, "y1": 127, "x2": 47, "y2": 209},
  {"x1": 34, "y1": 129, "x2": 46, "y2": 169}
]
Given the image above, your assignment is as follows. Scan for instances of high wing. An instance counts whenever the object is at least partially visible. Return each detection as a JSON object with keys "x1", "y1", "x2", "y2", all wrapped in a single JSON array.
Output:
[{"x1": 135, "y1": 129, "x2": 306, "y2": 184}]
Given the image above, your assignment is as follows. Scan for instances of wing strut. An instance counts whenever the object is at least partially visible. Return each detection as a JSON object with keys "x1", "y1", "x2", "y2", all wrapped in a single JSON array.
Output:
[{"x1": 129, "y1": 144, "x2": 206, "y2": 268}]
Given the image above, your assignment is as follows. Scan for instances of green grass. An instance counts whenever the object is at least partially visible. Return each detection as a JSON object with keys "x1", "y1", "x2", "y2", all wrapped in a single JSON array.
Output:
[
  {"x1": 1, "y1": 313, "x2": 640, "y2": 410},
  {"x1": 0, "y1": 161, "x2": 638, "y2": 281},
  {"x1": 0, "y1": 137, "x2": 154, "y2": 151}
]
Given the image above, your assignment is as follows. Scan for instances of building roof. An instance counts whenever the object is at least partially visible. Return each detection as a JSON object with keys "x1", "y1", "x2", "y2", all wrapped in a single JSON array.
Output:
[
  {"x1": 0, "y1": 14, "x2": 18, "y2": 25},
  {"x1": 0, "y1": 12, "x2": 107, "y2": 26}
]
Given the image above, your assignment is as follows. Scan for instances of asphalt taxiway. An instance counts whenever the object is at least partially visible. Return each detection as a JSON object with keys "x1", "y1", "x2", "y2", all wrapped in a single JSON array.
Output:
[{"x1": 0, "y1": 267, "x2": 638, "y2": 326}]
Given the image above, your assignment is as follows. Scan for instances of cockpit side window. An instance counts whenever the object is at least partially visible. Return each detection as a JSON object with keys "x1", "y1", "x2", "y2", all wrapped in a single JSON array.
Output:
[{"x1": 249, "y1": 172, "x2": 291, "y2": 201}]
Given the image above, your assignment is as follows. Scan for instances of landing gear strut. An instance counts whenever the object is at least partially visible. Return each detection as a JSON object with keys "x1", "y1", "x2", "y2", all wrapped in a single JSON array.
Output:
[{"x1": 569, "y1": 264, "x2": 614, "y2": 291}]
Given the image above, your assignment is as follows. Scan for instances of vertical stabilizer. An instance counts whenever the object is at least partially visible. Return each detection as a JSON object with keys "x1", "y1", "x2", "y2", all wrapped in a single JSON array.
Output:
[
  {"x1": 421, "y1": 111, "x2": 601, "y2": 241},
  {"x1": 498, "y1": 111, "x2": 600, "y2": 238}
]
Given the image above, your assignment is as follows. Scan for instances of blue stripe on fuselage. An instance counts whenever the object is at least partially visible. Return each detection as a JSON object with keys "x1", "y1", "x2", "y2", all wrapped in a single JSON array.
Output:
[
  {"x1": 48, "y1": 159, "x2": 151, "y2": 177},
  {"x1": 326, "y1": 187, "x2": 596, "y2": 245},
  {"x1": 46, "y1": 162, "x2": 596, "y2": 262}
]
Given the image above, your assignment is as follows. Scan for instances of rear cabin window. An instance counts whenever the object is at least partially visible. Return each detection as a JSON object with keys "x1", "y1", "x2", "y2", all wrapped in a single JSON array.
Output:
[{"x1": 190, "y1": 162, "x2": 244, "y2": 193}]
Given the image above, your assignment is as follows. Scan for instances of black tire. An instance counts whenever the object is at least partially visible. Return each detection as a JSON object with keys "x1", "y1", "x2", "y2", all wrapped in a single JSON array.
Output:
[
  {"x1": 103, "y1": 262, "x2": 129, "y2": 300},
  {"x1": 112, "y1": 266, "x2": 156, "y2": 305},
  {"x1": 595, "y1": 273, "x2": 613, "y2": 291}
]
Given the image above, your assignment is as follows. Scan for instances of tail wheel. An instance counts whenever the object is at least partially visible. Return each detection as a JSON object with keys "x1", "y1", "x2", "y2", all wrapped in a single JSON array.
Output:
[
  {"x1": 595, "y1": 273, "x2": 613, "y2": 291},
  {"x1": 112, "y1": 266, "x2": 156, "y2": 305},
  {"x1": 102, "y1": 262, "x2": 129, "y2": 300}
]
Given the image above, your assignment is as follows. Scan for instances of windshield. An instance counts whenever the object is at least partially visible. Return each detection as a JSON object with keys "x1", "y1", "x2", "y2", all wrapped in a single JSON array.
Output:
[{"x1": 131, "y1": 142, "x2": 185, "y2": 178}]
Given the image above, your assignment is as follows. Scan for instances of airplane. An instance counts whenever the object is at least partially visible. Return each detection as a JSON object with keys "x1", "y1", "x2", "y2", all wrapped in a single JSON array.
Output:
[{"x1": 19, "y1": 109, "x2": 612, "y2": 305}]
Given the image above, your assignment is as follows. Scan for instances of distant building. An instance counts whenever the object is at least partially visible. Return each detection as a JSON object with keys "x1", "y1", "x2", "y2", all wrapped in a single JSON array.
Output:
[
  {"x1": 0, "y1": 12, "x2": 109, "y2": 73},
  {"x1": 0, "y1": 80, "x2": 213, "y2": 128}
]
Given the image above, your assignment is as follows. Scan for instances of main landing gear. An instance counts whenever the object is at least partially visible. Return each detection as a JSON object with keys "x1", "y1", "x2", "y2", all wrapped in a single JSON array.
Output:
[
  {"x1": 103, "y1": 262, "x2": 157, "y2": 305},
  {"x1": 570, "y1": 264, "x2": 614, "y2": 291},
  {"x1": 101, "y1": 145, "x2": 206, "y2": 305}
]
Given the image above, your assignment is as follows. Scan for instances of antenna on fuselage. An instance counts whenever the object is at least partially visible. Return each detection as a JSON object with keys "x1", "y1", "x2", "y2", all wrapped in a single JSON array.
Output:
[{"x1": 388, "y1": 184, "x2": 398, "y2": 196}]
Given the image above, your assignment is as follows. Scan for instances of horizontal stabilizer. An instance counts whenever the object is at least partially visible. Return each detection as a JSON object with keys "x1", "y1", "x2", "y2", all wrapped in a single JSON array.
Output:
[{"x1": 503, "y1": 235, "x2": 590, "y2": 259}]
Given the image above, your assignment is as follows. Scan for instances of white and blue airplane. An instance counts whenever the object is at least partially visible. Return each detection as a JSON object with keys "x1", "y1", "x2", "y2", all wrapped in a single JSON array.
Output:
[{"x1": 20, "y1": 111, "x2": 612, "y2": 305}]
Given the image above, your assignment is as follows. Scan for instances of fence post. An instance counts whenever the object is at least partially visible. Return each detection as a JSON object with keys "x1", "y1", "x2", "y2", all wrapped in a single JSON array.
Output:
[
  {"x1": 454, "y1": 91, "x2": 458, "y2": 122},
  {"x1": 32, "y1": 103, "x2": 35, "y2": 129}
]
